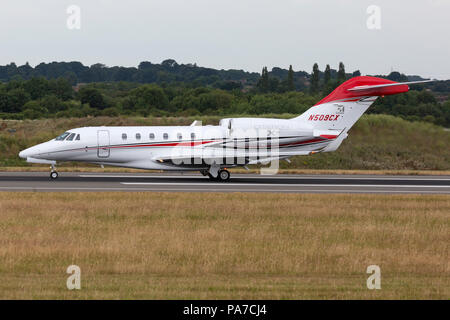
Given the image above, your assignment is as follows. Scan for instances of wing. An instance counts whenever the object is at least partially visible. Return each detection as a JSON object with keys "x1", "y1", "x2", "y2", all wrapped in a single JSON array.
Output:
[{"x1": 152, "y1": 148, "x2": 314, "y2": 166}]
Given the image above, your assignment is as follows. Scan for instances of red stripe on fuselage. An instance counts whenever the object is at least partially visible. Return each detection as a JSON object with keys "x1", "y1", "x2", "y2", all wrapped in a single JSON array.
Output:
[{"x1": 280, "y1": 138, "x2": 327, "y2": 147}]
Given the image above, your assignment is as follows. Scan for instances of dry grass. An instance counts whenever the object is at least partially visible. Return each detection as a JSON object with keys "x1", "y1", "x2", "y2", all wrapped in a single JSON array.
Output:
[
  {"x1": 0, "y1": 192, "x2": 448, "y2": 299},
  {"x1": 1, "y1": 166, "x2": 450, "y2": 176}
]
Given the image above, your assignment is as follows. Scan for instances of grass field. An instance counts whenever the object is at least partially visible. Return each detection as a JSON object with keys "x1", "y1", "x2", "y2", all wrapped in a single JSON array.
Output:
[{"x1": 0, "y1": 192, "x2": 448, "y2": 299}]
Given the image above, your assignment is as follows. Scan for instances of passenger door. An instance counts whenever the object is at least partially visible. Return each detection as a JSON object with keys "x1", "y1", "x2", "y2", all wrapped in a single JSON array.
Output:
[{"x1": 97, "y1": 130, "x2": 110, "y2": 158}]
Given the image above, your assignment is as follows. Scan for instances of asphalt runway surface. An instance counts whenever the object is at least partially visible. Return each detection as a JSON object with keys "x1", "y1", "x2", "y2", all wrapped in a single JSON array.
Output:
[{"x1": 0, "y1": 172, "x2": 449, "y2": 194}]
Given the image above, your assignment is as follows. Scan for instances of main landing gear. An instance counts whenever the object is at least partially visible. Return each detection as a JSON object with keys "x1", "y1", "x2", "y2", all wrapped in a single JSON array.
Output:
[
  {"x1": 217, "y1": 169, "x2": 230, "y2": 182},
  {"x1": 50, "y1": 164, "x2": 58, "y2": 180},
  {"x1": 200, "y1": 169, "x2": 231, "y2": 182}
]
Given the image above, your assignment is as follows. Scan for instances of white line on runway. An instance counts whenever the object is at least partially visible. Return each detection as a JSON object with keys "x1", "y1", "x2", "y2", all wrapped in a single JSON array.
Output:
[
  {"x1": 78, "y1": 174, "x2": 450, "y2": 181},
  {"x1": 0, "y1": 186, "x2": 449, "y2": 194},
  {"x1": 120, "y1": 182, "x2": 450, "y2": 188}
]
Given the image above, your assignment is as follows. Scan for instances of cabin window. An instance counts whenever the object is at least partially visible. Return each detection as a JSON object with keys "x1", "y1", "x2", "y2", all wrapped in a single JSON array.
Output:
[
  {"x1": 149, "y1": 133, "x2": 155, "y2": 140},
  {"x1": 163, "y1": 133, "x2": 169, "y2": 140},
  {"x1": 122, "y1": 133, "x2": 127, "y2": 140},
  {"x1": 55, "y1": 132, "x2": 70, "y2": 141},
  {"x1": 190, "y1": 132, "x2": 196, "y2": 140},
  {"x1": 75, "y1": 134, "x2": 80, "y2": 141},
  {"x1": 177, "y1": 133, "x2": 182, "y2": 140},
  {"x1": 66, "y1": 133, "x2": 76, "y2": 141},
  {"x1": 136, "y1": 133, "x2": 141, "y2": 140}
]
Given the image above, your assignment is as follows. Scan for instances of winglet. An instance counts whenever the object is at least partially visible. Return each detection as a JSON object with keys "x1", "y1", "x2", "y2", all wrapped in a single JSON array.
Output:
[{"x1": 190, "y1": 120, "x2": 202, "y2": 126}]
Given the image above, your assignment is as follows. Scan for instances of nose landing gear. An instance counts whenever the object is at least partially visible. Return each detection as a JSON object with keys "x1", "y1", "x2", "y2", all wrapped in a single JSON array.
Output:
[
  {"x1": 50, "y1": 164, "x2": 58, "y2": 180},
  {"x1": 50, "y1": 171, "x2": 59, "y2": 179}
]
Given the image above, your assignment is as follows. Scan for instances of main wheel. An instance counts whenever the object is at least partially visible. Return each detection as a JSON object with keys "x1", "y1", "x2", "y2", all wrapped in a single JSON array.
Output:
[
  {"x1": 217, "y1": 169, "x2": 230, "y2": 182},
  {"x1": 50, "y1": 171, "x2": 58, "y2": 180}
]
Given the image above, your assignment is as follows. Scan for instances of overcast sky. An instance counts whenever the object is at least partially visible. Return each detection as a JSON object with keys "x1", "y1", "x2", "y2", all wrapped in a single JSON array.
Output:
[{"x1": 1, "y1": 0, "x2": 449, "y2": 79}]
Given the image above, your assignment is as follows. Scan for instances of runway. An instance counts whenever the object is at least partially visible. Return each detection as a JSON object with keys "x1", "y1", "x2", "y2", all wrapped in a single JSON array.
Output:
[{"x1": 0, "y1": 172, "x2": 449, "y2": 194}]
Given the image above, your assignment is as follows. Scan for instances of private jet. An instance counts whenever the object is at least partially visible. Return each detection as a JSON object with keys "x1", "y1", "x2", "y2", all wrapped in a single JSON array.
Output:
[{"x1": 19, "y1": 76, "x2": 432, "y2": 181}]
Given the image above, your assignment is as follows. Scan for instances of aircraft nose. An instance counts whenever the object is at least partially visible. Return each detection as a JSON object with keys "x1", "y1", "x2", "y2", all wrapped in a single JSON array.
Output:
[
  {"x1": 19, "y1": 147, "x2": 39, "y2": 159},
  {"x1": 19, "y1": 148, "x2": 30, "y2": 159}
]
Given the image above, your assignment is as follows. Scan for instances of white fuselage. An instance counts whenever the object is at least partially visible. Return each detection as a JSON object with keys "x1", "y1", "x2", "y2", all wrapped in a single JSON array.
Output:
[{"x1": 18, "y1": 118, "x2": 338, "y2": 171}]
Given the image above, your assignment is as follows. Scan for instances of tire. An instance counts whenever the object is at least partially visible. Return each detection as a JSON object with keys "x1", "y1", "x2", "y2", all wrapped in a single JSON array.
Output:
[
  {"x1": 50, "y1": 171, "x2": 58, "y2": 180},
  {"x1": 217, "y1": 169, "x2": 230, "y2": 182}
]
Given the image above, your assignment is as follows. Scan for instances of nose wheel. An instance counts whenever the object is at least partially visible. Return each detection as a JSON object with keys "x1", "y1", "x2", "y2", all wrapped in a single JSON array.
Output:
[{"x1": 50, "y1": 164, "x2": 58, "y2": 180}]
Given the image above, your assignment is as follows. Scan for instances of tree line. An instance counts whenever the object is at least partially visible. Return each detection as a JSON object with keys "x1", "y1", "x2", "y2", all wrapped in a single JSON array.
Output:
[
  {"x1": 2, "y1": 59, "x2": 449, "y2": 94},
  {"x1": 0, "y1": 75, "x2": 448, "y2": 127},
  {"x1": 0, "y1": 60, "x2": 260, "y2": 88}
]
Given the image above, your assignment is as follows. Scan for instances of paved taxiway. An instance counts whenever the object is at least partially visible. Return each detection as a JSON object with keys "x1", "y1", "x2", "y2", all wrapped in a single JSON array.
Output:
[{"x1": 0, "y1": 172, "x2": 449, "y2": 194}]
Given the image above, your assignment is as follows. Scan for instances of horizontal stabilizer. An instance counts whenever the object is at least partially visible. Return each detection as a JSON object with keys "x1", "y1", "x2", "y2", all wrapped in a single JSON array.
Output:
[{"x1": 347, "y1": 79, "x2": 434, "y2": 92}]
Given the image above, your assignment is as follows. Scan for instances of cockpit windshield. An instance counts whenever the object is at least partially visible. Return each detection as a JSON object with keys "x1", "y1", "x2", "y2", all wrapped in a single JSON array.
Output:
[{"x1": 55, "y1": 132, "x2": 70, "y2": 141}]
